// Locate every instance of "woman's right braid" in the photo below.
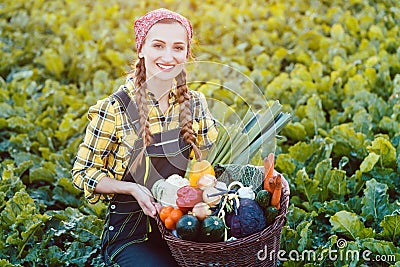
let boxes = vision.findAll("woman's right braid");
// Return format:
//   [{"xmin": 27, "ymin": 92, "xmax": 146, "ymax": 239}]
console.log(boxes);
[
  {"xmin": 134, "ymin": 58, "xmax": 152, "ymax": 147},
  {"xmin": 126, "ymin": 58, "xmax": 152, "ymax": 174}
]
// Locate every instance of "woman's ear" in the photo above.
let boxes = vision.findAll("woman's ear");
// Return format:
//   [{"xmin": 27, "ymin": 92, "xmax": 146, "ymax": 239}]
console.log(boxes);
[{"xmin": 138, "ymin": 51, "xmax": 144, "ymax": 58}]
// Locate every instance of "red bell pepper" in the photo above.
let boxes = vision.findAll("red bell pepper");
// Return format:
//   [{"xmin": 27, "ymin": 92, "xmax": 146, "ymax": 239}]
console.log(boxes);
[{"xmin": 176, "ymin": 185, "xmax": 203, "ymax": 212}]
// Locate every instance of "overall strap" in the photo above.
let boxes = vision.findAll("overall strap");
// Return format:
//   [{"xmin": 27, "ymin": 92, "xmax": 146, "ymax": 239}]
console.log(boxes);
[{"xmin": 113, "ymin": 90, "xmax": 141, "ymax": 134}]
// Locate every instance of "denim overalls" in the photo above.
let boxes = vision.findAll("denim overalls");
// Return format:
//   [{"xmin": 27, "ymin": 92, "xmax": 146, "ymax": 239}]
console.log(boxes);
[{"xmin": 101, "ymin": 90, "xmax": 192, "ymax": 264}]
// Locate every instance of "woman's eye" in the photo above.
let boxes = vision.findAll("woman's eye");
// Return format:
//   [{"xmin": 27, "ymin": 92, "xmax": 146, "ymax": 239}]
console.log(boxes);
[
  {"xmin": 153, "ymin": 44, "xmax": 163, "ymax": 48},
  {"xmin": 175, "ymin": 46, "xmax": 184, "ymax": 51}
]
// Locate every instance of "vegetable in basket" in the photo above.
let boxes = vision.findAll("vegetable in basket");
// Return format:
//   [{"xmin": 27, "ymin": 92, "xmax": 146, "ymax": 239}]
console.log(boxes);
[
  {"xmin": 197, "ymin": 173, "xmax": 217, "ymax": 189},
  {"xmin": 264, "ymin": 206, "xmax": 279, "ymax": 226},
  {"xmin": 176, "ymin": 185, "xmax": 203, "ymax": 212},
  {"xmin": 151, "ymin": 174, "xmax": 189, "ymax": 207},
  {"xmin": 192, "ymin": 202, "xmax": 212, "ymax": 220},
  {"xmin": 176, "ymin": 214, "xmax": 200, "ymax": 241},
  {"xmin": 270, "ymin": 174, "xmax": 282, "ymax": 210},
  {"xmin": 255, "ymin": 190, "xmax": 279, "ymax": 225},
  {"xmin": 255, "ymin": 190, "xmax": 272, "ymax": 209},
  {"xmin": 264, "ymin": 174, "xmax": 282, "ymax": 210},
  {"xmin": 263, "ymin": 153, "xmax": 274, "ymax": 187},
  {"xmin": 237, "ymin": 186, "xmax": 255, "ymax": 200},
  {"xmin": 198, "ymin": 216, "xmax": 225, "ymax": 243},
  {"xmin": 202, "ymin": 187, "xmax": 222, "ymax": 207},
  {"xmin": 189, "ymin": 160, "xmax": 215, "ymax": 187},
  {"xmin": 225, "ymin": 198, "xmax": 266, "ymax": 238},
  {"xmin": 159, "ymin": 206, "xmax": 184, "ymax": 230},
  {"xmin": 201, "ymin": 181, "xmax": 227, "ymax": 207},
  {"xmin": 214, "ymin": 164, "xmax": 264, "ymax": 194},
  {"xmin": 206, "ymin": 101, "xmax": 291, "ymax": 166}
]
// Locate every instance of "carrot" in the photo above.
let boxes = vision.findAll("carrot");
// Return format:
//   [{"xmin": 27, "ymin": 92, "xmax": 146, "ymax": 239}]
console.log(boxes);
[
  {"xmin": 270, "ymin": 174, "xmax": 282, "ymax": 210},
  {"xmin": 263, "ymin": 153, "xmax": 275, "ymax": 192}
]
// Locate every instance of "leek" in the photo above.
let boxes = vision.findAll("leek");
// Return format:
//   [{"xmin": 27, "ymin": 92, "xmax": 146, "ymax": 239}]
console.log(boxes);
[{"xmin": 207, "ymin": 101, "xmax": 291, "ymax": 165}]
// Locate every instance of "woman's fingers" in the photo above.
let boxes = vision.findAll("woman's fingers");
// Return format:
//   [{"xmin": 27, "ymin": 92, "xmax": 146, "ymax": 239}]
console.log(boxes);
[
  {"xmin": 141, "ymin": 201, "xmax": 157, "ymax": 218},
  {"xmin": 132, "ymin": 184, "xmax": 157, "ymax": 218},
  {"xmin": 154, "ymin": 202, "xmax": 163, "ymax": 213}
]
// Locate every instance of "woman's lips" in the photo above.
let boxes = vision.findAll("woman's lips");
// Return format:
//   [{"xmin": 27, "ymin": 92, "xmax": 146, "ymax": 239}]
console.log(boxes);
[{"xmin": 156, "ymin": 63, "xmax": 175, "ymax": 71}]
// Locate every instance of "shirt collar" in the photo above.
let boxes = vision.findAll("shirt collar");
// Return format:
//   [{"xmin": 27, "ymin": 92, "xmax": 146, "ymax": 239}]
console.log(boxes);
[{"xmin": 146, "ymin": 85, "xmax": 177, "ymax": 105}]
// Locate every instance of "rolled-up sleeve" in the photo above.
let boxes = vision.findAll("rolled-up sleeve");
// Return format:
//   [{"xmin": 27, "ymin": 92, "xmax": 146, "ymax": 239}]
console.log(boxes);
[{"xmin": 72, "ymin": 98, "xmax": 117, "ymax": 204}]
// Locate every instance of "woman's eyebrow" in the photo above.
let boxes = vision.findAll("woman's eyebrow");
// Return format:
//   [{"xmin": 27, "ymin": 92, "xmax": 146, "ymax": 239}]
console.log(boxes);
[
  {"xmin": 173, "ymin": 41, "xmax": 187, "ymax": 45},
  {"xmin": 151, "ymin": 39, "xmax": 186, "ymax": 45},
  {"xmin": 151, "ymin": 39, "xmax": 166, "ymax": 44}
]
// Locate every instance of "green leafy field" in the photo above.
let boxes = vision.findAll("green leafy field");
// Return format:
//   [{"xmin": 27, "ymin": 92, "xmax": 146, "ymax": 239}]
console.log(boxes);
[{"xmin": 1, "ymin": 0, "xmax": 399, "ymax": 266}]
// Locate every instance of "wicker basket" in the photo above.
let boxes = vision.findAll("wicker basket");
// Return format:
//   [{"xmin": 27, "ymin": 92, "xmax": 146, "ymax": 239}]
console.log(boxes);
[{"xmin": 157, "ymin": 187, "xmax": 289, "ymax": 267}]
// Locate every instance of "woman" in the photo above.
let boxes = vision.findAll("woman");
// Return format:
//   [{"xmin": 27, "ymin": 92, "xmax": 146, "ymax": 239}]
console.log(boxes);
[
  {"xmin": 72, "ymin": 8, "xmax": 290, "ymax": 266},
  {"xmin": 72, "ymin": 8, "xmax": 218, "ymax": 266}
]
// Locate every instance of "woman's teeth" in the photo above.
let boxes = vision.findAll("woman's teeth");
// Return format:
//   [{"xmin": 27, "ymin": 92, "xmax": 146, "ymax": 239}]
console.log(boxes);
[{"xmin": 157, "ymin": 63, "xmax": 174, "ymax": 70}]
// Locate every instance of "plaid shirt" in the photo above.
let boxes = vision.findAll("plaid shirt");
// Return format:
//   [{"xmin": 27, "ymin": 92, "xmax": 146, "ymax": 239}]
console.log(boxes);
[{"xmin": 72, "ymin": 79, "xmax": 218, "ymax": 203}]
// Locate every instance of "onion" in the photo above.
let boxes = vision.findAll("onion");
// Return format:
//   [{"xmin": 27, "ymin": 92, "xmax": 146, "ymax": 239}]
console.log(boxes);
[
  {"xmin": 202, "ymin": 187, "xmax": 222, "ymax": 207},
  {"xmin": 197, "ymin": 174, "xmax": 217, "ymax": 190},
  {"xmin": 215, "ymin": 181, "xmax": 227, "ymax": 191},
  {"xmin": 192, "ymin": 202, "xmax": 211, "ymax": 221}
]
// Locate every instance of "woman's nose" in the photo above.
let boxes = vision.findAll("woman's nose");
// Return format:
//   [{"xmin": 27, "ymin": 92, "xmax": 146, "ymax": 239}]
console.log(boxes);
[{"xmin": 161, "ymin": 48, "xmax": 174, "ymax": 62}]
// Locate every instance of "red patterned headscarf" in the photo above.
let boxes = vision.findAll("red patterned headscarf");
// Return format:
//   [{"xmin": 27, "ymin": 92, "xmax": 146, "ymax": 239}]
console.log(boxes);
[{"xmin": 134, "ymin": 8, "xmax": 193, "ymax": 57}]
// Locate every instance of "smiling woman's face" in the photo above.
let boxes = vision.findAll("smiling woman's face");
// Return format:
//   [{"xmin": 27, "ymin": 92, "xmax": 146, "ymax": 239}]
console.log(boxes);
[{"xmin": 139, "ymin": 21, "xmax": 189, "ymax": 82}]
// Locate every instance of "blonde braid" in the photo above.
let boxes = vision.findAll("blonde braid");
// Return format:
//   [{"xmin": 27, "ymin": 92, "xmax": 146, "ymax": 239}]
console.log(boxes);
[{"xmin": 176, "ymin": 69, "xmax": 202, "ymax": 160}]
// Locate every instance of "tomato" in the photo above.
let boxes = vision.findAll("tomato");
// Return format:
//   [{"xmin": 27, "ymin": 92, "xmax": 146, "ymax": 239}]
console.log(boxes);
[
  {"xmin": 170, "ymin": 208, "xmax": 184, "ymax": 222},
  {"xmin": 164, "ymin": 217, "xmax": 176, "ymax": 230},
  {"xmin": 159, "ymin": 206, "xmax": 185, "ymax": 230},
  {"xmin": 159, "ymin": 206, "xmax": 174, "ymax": 223}
]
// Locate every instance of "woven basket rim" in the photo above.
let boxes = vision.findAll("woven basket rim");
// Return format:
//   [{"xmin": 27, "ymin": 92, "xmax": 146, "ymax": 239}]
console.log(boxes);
[{"xmin": 157, "ymin": 186, "xmax": 289, "ymax": 248}]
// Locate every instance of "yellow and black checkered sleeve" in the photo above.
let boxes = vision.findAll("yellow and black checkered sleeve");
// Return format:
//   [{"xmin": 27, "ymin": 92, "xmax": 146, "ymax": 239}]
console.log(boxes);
[
  {"xmin": 192, "ymin": 91, "xmax": 218, "ymax": 151},
  {"xmin": 71, "ymin": 98, "xmax": 117, "ymax": 204}
]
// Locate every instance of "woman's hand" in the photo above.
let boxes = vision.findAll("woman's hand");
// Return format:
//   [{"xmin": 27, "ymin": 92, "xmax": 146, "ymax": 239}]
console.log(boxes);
[
  {"xmin": 154, "ymin": 202, "xmax": 163, "ymax": 214},
  {"xmin": 95, "ymin": 177, "xmax": 159, "ymax": 218},
  {"xmin": 131, "ymin": 183, "xmax": 158, "ymax": 218}
]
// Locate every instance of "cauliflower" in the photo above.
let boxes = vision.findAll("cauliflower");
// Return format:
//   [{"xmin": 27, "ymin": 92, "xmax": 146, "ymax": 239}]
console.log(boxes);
[
  {"xmin": 152, "ymin": 175, "xmax": 189, "ymax": 208},
  {"xmin": 166, "ymin": 174, "xmax": 190, "ymax": 187}
]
